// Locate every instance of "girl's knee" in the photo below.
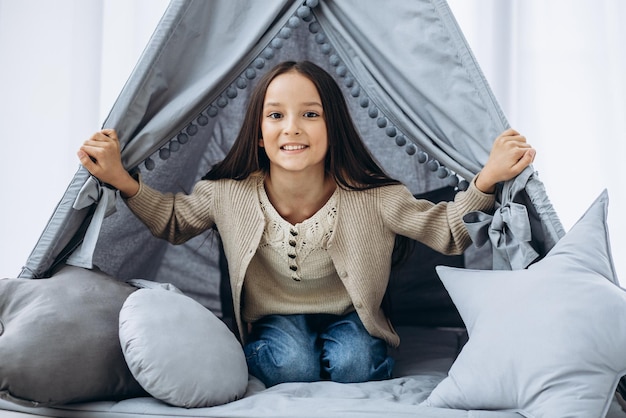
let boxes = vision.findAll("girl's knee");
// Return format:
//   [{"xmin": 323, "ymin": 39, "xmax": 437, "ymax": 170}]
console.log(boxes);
[
  {"xmin": 244, "ymin": 339, "xmax": 320, "ymax": 387},
  {"xmin": 323, "ymin": 345, "xmax": 394, "ymax": 383},
  {"xmin": 322, "ymin": 329, "xmax": 395, "ymax": 383}
]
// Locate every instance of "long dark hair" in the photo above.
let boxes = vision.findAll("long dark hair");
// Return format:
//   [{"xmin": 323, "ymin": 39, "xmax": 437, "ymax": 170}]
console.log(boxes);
[
  {"xmin": 203, "ymin": 60, "xmax": 399, "ymax": 190},
  {"xmin": 203, "ymin": 60, "xmax": 411, "ymax": 265}
]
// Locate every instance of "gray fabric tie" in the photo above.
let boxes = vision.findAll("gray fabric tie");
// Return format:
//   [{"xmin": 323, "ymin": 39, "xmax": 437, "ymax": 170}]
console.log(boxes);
[{"xmin": 463, "ymin": 166, "xmax": 540, "ymax": 270}]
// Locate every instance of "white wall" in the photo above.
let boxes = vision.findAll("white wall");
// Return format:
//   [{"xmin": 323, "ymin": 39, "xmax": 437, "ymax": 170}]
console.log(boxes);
[{"xmin": 0, "ymin": 0, "xmax": 168, "ymax": 277}]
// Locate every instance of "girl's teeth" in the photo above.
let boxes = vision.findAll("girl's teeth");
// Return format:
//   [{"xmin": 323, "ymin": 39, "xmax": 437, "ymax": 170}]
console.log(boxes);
[{"xmin": 283, "ymin": 145, "xmax": 306, "ymax": 150}]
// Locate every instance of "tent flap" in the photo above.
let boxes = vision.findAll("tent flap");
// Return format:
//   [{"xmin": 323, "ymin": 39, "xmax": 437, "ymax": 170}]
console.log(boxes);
[{"xmin": 21, "ymin": 0, "xmax": 564, "ymax": 279}]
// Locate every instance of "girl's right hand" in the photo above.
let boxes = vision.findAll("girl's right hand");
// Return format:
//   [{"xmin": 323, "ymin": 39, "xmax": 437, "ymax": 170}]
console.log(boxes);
[{"xmin": 77, "ymin": 129, "xmax": 139, "ymax": 197}]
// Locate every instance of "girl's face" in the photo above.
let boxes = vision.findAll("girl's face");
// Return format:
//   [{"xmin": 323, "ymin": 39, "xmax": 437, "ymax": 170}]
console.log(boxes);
[{"xmin": 260, "ymin": 71, "xmax": 328, "ymax": 178}]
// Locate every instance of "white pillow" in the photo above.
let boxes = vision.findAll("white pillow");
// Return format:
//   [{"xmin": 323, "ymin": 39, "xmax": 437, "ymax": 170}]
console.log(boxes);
[
  {"xmin": 424, "ymin": 190, "xmax": 626, "ymax": 417},
  {"xmin": 119, "ymin": 288, "xmax": 248, "ymax": 408}
]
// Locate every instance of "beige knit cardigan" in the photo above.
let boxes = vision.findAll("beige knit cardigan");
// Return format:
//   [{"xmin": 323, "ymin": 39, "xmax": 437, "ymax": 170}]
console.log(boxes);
[{"xmin": 125, "ymin": 174, "xmax": 494, "ymax": 347}]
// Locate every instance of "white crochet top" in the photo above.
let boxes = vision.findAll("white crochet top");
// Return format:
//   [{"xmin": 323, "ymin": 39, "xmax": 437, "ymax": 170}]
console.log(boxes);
[{"xmin": 241, "ymin": 178, "xmax": 354, "ymax": 323}]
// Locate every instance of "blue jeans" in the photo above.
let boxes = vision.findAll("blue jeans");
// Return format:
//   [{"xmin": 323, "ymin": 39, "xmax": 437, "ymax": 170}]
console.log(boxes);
[{"xmin": 243, "ymin": 311, "xmax": 395, "ymax": 387}]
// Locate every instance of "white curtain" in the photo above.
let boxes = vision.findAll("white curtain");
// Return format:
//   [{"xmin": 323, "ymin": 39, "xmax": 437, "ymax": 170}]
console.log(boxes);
[{"xmin": 1, "ymin": 0, "xmax": 624, "ymax": 282}]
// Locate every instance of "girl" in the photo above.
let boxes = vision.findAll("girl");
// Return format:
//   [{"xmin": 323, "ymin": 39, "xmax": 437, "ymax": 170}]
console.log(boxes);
[{"xmin": 78, "ymin": 60, "xmax": 535, "ymax": 387}]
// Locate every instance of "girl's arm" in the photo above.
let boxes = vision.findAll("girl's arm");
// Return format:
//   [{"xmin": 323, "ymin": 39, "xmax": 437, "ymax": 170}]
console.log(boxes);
[
  {"xmin": 77, "ymin": 129, "xmax": 215, "ymax": 244},
  {"xmin": 381, "ymin": 129, "xmax": 535, "ymax": 254}
]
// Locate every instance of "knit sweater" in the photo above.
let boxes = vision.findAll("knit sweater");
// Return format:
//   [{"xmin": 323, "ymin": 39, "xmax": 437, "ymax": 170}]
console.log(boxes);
[
  {"xmin": 242, "ymin": 177, "xmax": 353, "ymax": 323},
  {"xmin": 125, "ymin": 173, "xmax": 495, "ymax": 347}
]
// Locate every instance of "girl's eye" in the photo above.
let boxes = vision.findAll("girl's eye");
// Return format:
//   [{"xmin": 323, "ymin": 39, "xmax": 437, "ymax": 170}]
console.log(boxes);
[
  {"xmin": 304, "ymin": 111, "xmax": 320, "ymax": 118},
  {"xmin": 267, "ymin": 112, "xmax": 282, "ymax": 119}
]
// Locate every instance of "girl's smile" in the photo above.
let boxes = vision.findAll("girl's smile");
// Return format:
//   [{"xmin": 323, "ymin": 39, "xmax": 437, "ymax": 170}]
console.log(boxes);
[{"xmin": 281, "ymin": 144, "xmax": 308, "ymax": 151}]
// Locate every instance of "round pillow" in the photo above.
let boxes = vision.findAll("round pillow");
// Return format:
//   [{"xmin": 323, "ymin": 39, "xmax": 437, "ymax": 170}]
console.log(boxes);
[{"xmin": 118, "ymin": 288, "xmax": 248, "ymax": 408}]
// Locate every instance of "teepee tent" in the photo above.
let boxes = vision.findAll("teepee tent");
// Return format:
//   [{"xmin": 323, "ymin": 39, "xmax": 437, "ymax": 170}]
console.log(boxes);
[
  {"xmin": 20, "ymin": 0, "xmax": 563, "ymax": 289},
  {"xmin": 2, "ymin": 1, "xmax": 597, "ymax": 417}
]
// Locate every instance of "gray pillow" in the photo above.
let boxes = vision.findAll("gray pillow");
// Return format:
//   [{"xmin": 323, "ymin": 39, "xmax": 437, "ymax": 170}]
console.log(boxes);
[
  {"xmin": 119, "ymin": 288, "xmax": 248, "ymax": 408},
  {"xmin": 423, "ymin": 190, "xmax": 626, "ymax": 417},
  {"xmin": 0, "ymin": 265, "xmax": 145, "ymax": 406}
]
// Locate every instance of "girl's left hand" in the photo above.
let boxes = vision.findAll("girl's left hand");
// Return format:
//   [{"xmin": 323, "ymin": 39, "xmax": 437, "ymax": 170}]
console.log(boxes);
[{"xmin": 475, "ymin": 128, "xmax": 536, "ymax": 193}]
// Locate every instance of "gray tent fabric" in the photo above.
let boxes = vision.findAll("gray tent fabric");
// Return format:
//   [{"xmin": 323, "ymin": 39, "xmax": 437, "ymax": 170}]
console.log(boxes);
[
  {"xmin": 464, "ymin": 166, "xmax": 553, "ymax": 270},
  {"xmin": 66, "ymin": 179, "xmax": 117, "ymax": 268},
  {"xmin": 19, "ymin": 0, "xmax": 564, "ymax": 288}
]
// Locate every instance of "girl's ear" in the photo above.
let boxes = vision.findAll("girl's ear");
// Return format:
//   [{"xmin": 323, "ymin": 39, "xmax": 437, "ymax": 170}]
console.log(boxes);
[{"xmin": 259, "ymin": 138, "xmax": 264, "ymax": 147}]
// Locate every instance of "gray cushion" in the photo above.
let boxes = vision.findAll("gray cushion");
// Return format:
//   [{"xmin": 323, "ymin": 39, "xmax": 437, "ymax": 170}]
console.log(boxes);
[
  {"xmin": 424, "ymin": 190, "xmax": 626, "ymax": 417},
  {"xmin": 0, "ymin": 265, "xmax": 145, "ymax": 406},
  {"xmin": 119, "ymin": 288, "xmax": 248, "ymax": 408}
]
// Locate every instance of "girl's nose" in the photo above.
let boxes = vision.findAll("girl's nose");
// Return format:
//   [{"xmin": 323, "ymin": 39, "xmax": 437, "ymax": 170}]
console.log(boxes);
[{"xmin": 283, "ymin": 115, "xmax": 301, "ymax": 135}]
